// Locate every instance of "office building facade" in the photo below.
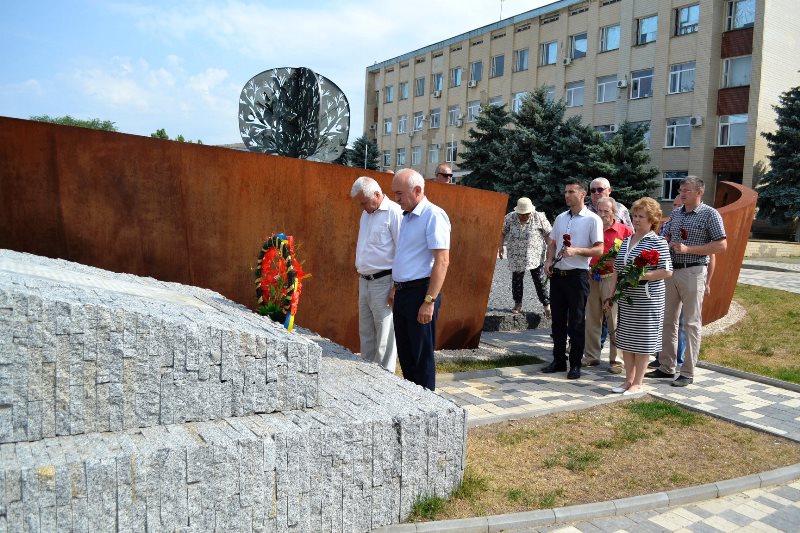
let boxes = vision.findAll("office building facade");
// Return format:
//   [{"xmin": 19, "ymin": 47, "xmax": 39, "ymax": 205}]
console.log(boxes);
[{"xmin": 364, "ymin": 0, "xmax": 798, "ymax": 203}]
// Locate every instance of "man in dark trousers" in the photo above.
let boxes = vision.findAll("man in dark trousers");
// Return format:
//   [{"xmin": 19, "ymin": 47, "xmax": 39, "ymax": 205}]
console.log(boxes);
[
  {"xmin": 543, "ymin": 180, "xmax": 603, "ymax": 380},
  {"xmin": 389, "ymin": 168, "xmax": 451, "ymax": 391}
]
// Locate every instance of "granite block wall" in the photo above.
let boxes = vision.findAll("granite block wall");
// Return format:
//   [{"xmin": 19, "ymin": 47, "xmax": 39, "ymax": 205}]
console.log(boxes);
[{"xmin": 0, "ymin": 250, "xmax": 467, "ymax": 531}]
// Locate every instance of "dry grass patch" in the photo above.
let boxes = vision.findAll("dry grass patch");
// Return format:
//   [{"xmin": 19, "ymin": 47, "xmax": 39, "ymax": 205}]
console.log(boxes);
[
  {"xmin": 702, "ymin": 285, "xmax": 800, "ymax": 384},
  {"xmin": 407, "ymin": 398, "xmax": 800, "ymax": 522}
]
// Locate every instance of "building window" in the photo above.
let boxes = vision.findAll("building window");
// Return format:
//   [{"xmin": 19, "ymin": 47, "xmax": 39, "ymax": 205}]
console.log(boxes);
[
  {"xmin": 570, "ymin": 33, "xmax": 588, "ymax": 59},
  {"xmin": 512, "ymin": 92, "xmax": 528, "ymax": 113},
  {"xmin": 600, "ymin": 24, "xmax": 620, "ymax": 52},
  {"xmin": 491, "ymin": 54, "xmax": 505, "ymax": 77},
  {"xmin": 447, "ymin": 105, "xmax": 461, "ymax": 126},
  {"xmin": 432, "ymin": 73, "xmax": 443, "ymax": 92},
  {"xmin": 467, "ymin": 100, "xmax": 481, "ymax": 122},
  {"xmin": 446, "ymin": 141, "xmax": 458, "ymax": 163},
  {"xmin": 449, "ymin": 67, "xmax": 462, "ymax": 88},
  {"xmin": 630, "ymin": 68, "xmax": 654, "ymax": 99},
  {"xmin": 675, "ymin": 4, "xmax": 700, "ymax": 36},
  {"xmin": 415, "ymin": 77, "xmax": 425, "ymax": 97},
  {"xmin": 637, "ymin": 15, "xmax": 658, "ymax": 45},
  {"xmin": 382, "ymin": 150, "xmax": 391, "ymax": 167},
  {"xmin": 540, "ymin": 41, "xmax": 557, "ymax": 65},
  {"xmin": 722, "ymin": 56, "xmax": 752, "ymax": 87},
  {"xmin": 596, "ymin": 75, "xmax": 618, "ymax": 103},
  {"xmin": 429, "ymin": 108, "xmax": 441, "ymax": 129},
  {"xmin": 663, "ymin": 171, "xmax": 688, "ymax": 199},
  {"xmin": 665, "ymin": 117, "xmax": 692, "ymax": 147},
  {"xmin": 413, "ymin": 111, "xmax": 425, "ymax": 131},
  {"xmin": 469, "ymin": 60, "xmax": 483, "ymax": 82},
  {"xmin": 398, "ymin": 114, "xmax": 407, "ymax": 134},
  {"xmin": 545, "ymin": 86, "xmax": 556, "ymax": 102},
  {"xmin": 631, "ymin": 120, "xmax": 651, "ymax": 149},
  {"xmin": 566, "ymin": 81, "xmax": 584, "ymax": 107},
  {"xmin": 726, "ymin": 0, "xmax": 755, "ymax": 30},
  {"xmin": 382, "ymin": 118, "xmax": 393, "ymax": 135},
  {"xmin": 411, "ymin": 146, "xmax": 421, "ymax": 165},
  {"xmin": 428, "ymin": 144, "xmax": 440, "ymax": 164},
  {"xmin": 513, "ymin": 48, "xmax": 529, "ymax": 72},
  {"xmin": 668, "ymin": 61, "xmax": 695, "ymax": 94},
  {"xmin": 488, "ymin": 96, "xmax": 504, "ymax": 107},
  {"xmin": 396, "ymin": 148, "xmax": 406, "ymax": 166},
  {"xmin": 384, "ymin": 85, "xmax": 394, "ymax": 103},
  {"xmin": 399, "ymin": 81, "xmax": 409, "ymax": 100},
  {"xmin": 719, "ymin": 114, "xmax": 748, "ymax": 146},
  {"xmin": 595, "ymin": 125, "xmax": 616, "ymax": 141}
]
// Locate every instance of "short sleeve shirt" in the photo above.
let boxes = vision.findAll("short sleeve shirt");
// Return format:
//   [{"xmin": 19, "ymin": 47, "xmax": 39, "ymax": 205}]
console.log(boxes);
[
  {"xmin": 392, "ymin": 198, "xmax": 451, "ymax": 282},
  {"xmin": 355, "ymin": 196, "xmax": 404, "ymax": 275},
  {"xmin": 590, "ymin": 222, "xmax": 633, "ymax": 273},
  {"xmin": 667, "ymin": 203, "xmax": 726, "ymax": 265},
  {"xmin": 549, "ymin": 206, "xmax": 603, "ymax": 270}
]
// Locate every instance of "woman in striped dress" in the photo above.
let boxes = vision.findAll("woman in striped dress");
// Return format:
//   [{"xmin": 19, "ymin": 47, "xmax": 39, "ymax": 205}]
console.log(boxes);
[{"xmin": 604, "ymin": 197, "xmax": 672, "ymax": 395}]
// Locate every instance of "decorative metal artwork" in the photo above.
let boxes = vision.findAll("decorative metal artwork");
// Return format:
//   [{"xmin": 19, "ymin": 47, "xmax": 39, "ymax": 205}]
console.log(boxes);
[{"xmin": 238, "ymin": 67, "xmax": 350, "ymax": 162}]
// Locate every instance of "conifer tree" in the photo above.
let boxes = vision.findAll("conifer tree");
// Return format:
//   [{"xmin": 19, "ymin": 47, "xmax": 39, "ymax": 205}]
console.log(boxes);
[
  {"xmin": 459, "ymin": 103, "xmax": 513, "ymax": 191},
  {"xmin": 758, "ymin": 86, "xmax": 800, "ymax": 241},
  {"xmin": 349, "ymin": 134, "xmax": 381, "ymax": 170}
]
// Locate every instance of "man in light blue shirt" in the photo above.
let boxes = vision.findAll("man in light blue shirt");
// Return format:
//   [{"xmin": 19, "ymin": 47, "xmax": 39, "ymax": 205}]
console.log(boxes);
[{"xmin": 390, "ymin": 168, "xmax": 451, "ymax": 391}]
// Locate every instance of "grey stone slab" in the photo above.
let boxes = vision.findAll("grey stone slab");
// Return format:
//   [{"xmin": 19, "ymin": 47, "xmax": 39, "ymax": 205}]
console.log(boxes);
[
  {"xmin": 759, "ymin": 464, "xmax": 800, "ymax": 487},
  {"xmin": 416, "ymin": 516, "xmax": 489, "ymax": 532},
  {"xmin": 716, "ymin": 474, "xmax": 762, "ymax": 497},
  {"xmin": 612, "ymin": 492, "xmax": 669, "ymax": 515},
  {"xmin": 487, "ymin": 509, "xmax": 556, "ymax": 531},
  {"xmin": 666, "ymin": 483, "xmax": 718, "ymax": 507},
  {"xmin": 553, "ymin": 501, "xmax": 616, "ymax": 523}
]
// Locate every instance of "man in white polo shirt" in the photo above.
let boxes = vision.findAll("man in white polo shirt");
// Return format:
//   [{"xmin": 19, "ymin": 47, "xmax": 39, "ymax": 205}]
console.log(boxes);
[
  {"xmin": 351, "ymin": 176, "xmax": 404, "ymax": 372},
  {"xmin": 543, "ymin": 180, "xmax": 603, "ymax": 380},
  {"xmin": 390, "ymin": 168, "xmax": 451, "ymax": 391}
]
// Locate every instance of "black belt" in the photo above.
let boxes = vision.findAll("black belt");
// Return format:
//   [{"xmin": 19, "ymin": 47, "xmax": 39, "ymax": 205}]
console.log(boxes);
[
  {"xmin": 552, "ymin": 268, "xmax": 587, "ymax": 277},
  {"xmin": 393, "ymin": 277, "xmax": 430, "ymax": 290},
  {"xmin": 359, "ymin": 269, "xmax": 392, "ymax": 281},
  {"xmin": 673, "ymin": 262, "xmax": 705, "ymax": 269}
]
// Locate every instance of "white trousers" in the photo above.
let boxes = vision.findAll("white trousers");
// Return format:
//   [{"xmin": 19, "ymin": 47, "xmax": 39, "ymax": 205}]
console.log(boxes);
[{"xmin": 358, "ymin": 275, "xmax": 397, "ymax": 372}]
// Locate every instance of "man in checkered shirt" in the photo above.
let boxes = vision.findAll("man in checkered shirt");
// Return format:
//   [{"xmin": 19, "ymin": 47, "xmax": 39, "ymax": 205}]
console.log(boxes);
[{"xmin": 646, "ymin": 176, "xmax": 727, "ymax": 387}]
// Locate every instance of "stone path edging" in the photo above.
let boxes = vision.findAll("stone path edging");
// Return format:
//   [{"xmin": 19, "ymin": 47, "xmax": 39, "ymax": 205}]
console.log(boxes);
[
  {"xmin": 373, "ymin": 464, "xmax": 800, "ymax": 532},
  {"xmin": 697, "ymin": 360, "xmax": 800, "ymax": 394}
]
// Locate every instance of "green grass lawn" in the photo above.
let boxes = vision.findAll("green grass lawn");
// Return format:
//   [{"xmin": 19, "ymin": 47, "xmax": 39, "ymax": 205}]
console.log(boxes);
[
  {"xmin": 701, "ymin": 284, "xmax": 800, "ymax": 383},
  {"xmin": 436, "ymin": 354, "xmax": 543, "ymax": 374}
]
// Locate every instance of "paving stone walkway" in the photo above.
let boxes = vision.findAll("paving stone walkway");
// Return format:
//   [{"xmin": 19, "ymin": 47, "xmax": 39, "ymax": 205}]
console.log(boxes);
[{"xmin": 390, "ymin": 262, "xmax": 800, "ymax": 532}]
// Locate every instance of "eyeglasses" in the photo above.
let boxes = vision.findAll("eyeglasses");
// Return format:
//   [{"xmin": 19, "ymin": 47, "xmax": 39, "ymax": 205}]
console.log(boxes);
[
  {"xmin": 590, "ymin": 187, "xmax": 607, "ymax": 193},
  {"xmin": 436, "ymin": 172, "xmax": 453, "ymax": 178}
]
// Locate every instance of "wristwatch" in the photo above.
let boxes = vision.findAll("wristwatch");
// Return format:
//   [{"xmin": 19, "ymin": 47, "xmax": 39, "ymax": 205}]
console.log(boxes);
[{"xmin": 424, "ymin": 294, "xmax": 435, "ymax": 304}]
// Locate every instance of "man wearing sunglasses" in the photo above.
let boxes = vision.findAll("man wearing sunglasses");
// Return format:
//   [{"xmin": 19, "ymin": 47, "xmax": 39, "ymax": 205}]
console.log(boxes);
[
  {"xmin": 587, "ymin": 177, "xmax": 632, "ymax": 229},
  {"xmin": 434, "ymin": 163, "xmax": 454, "ymax": 184}
]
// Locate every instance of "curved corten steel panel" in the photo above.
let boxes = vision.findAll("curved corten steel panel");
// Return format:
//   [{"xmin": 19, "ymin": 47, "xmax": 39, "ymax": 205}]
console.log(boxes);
[
  {"xmin": 703, "ymin": 181, "xmax": 758, "ymax": 324},
  {"xmin": 0, "ymin": 117, "xmax": 507, "ymax": 351}
]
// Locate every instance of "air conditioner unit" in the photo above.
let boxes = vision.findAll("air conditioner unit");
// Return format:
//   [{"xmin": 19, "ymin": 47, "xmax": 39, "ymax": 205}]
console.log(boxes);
[
  {"xmin": 562, "ymin": 57, "xmax": 572, "ymax": 66},
  {"xmin": 455, "ymin": 119, "xmax": 464, "ymax": 128},
  {"xmin": 609, "ymin": 124, "xmax": 618, "ymax": 133},
  {"xmin": 616, "ymin": 79, "xmax": 628, "ymax": 88},
  {"xmin": 689, "ymin": 115, "xmax": 703, "ymax": 127},
  {"xmin": 467, "ymin": 80, "xmax": 477, "ymax": 88},
  {"xmin": 369, "ymin": 124, "xmax": 377, "ymax": 130},
  {"xmin": 433, "ymin": 90, "xmax": 442, "ymax": 98}
]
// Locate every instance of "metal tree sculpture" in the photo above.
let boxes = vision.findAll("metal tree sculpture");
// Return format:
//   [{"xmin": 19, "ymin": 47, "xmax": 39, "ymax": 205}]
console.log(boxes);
[{"xmin": 238, "ymin": 67, "xmax": 350, "ymax": 162}]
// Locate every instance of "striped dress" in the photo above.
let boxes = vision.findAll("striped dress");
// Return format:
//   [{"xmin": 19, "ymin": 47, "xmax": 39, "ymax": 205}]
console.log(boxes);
[{"xmin": 613, "ymin": 232, "xmax": 672, "ymax": 354}]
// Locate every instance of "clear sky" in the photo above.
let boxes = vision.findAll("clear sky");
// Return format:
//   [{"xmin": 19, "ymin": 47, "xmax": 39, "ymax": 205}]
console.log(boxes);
[{"xmin": 0, "ymin": 0, "xmax": 553, "ymax": 146}]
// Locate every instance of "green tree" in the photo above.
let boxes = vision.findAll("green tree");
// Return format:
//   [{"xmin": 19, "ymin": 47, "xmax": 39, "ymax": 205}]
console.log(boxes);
[
  {"xmin": 349, "ymin": 134, "xmax": 381, "ymax": 170},
  {"xmin": 757, "ymin": 86, "xmax": 800, "ymax": 241},
  {"xmin": 590, "ymin": 121, "xmax": 660, "ymax": 208},
  {"xmin": 30, "ymin": 114, "xmax": 118, "ymax": 131},
  {"xmin": 460, "ymin": 103, "xmax": 513, "ymax": 192},
  {"xmin": 332, "ymin": 147, "xmax": 351, "ymax": 166},
  {"xmin": 150, "ymin": 128, "xmax": 202, "ymax": 144}
]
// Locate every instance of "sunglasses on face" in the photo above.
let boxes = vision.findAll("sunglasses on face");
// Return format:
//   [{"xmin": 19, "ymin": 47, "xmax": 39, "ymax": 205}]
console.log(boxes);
[
  {"xmin": 590, "ymin": 187, "xmax": 607, "ymax": 193},
  {"xmin": 437, "ymin": 172, "xmax": 453, "ymax": 178}
]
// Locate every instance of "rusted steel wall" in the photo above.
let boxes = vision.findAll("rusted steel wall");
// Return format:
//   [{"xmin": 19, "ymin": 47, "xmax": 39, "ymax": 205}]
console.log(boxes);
[
  {"xmin": 703, "ymin": 181, "xmax": 758, "ymax": 324},
  {"xmin": 0, "ymin": 117, "xmax": 507, "ymax": 351}
]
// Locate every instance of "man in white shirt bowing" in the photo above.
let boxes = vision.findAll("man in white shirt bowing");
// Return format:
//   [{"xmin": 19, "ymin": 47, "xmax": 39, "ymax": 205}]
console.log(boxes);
[
  {"xmin": 351, "ymin": 176, "xmax": 404, "ymax": 372},
  {"xmin": 390, "ymin": 168, "xmax": 451, "ymax": 391},
  {"xmin": 543, "ymin": 180, "xmax": 604, "ymax": 380}
]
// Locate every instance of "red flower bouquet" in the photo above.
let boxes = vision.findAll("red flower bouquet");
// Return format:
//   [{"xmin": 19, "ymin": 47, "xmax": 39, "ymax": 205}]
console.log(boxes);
[
  {"xmin": 254, "ymin": 233, "xmax": 310, "ymax": 332},
  {"xmin": 607, "ymin": 249, "xmax": 659, "ymax": 305},
  {"xmin": 551, "ymin": 233, "xmax": 572, "ymax": 270}
]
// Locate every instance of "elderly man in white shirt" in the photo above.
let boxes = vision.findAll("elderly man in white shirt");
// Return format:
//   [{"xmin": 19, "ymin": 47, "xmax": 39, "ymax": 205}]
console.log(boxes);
[{"xmin": 351, "ymin": 176, "xmax": 404, "ymax": 372}]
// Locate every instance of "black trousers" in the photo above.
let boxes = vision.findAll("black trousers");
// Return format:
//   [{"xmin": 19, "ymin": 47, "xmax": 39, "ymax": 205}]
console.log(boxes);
[
  {"xmin": 550, "ymin": 270, "xmax": 590, "ymax": 368},
  {"xmin": 511, "ymin": 266, "xmax": 550, "ymax": 306},
  {"xmin": 393, "ymin": 284, "xmax": 440, "ymax": 391}
]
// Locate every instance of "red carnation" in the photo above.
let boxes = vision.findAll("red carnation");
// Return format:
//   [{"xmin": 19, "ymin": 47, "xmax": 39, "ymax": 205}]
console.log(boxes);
[
  {"xmin": 680, "ymin": 228, "xmax": 688, "ymax": 241},
  {"xmin": 563, "ymin": 233, "xmax": 572, "ymax": 247},
  {"xmin": 634, "ymin": 256, "xmax": 647, "ymax": 268},
  {"xmin": 641, "ymin": 249, "xmax": 660, "ymax": 265}
]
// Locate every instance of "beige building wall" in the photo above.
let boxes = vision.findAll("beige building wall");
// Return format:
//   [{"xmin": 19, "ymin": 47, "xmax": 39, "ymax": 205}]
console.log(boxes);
[{"xmin": 365, "ymin": 0, "xmax": 781, "ymax": 207}]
